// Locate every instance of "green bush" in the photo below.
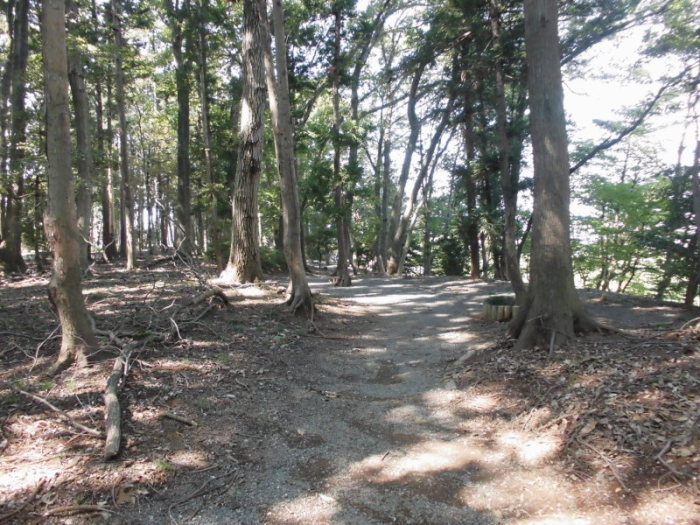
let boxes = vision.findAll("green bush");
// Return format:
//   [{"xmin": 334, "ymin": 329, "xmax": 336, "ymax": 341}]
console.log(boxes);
[
  {"xmin": 435, "ymin": 236, "xmax": 464, "ymax": 276},
  {"xmin": 260, "ymin": 246, "xmax": 287, "ymax": 273}
]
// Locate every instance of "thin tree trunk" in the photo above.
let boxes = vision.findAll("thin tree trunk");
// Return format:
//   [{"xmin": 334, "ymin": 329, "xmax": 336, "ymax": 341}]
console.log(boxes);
[
  {"xmin": 67, "ymin": 0, "xmax": 93, "ymax": 269},
  {"xmin": 463, "ymin": 98, "xmax": 480, "ymax": 278},
  {"xmin": 42, "ymin": 0, "xmax": 98, "ymax": 373},
  {"xmin": 222, "ymin": 0, "xmax": 265, "ymax": 284},
  {"xmin": 331, "ymin": 7, "xmax": 351, "ymax": 286},
  {"xmin": 0, "ymin": 0, "xmax": 29, "ymax": 274},
  {"xmin": 489, "ymin": 1, "xmax": 525, "ymax": 301},
  {"xmin": 684, "ymin": 140, "xmax": 700, "ymax": 307},
  {"xmin": 110, "ymin": 0, "xmax": 135, "ymax": 269},
  {"xmin": 261, "ymin": 0, "xmax": 312, "ymax": 314},
  {"xmin": 197, "ymin": 0, "xmax": 223, "ymax": 270}
]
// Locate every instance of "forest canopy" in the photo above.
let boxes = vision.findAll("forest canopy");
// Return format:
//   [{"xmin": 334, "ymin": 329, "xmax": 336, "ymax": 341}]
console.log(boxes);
[{"xmin": 0, "ymin": 0, "xmax": 698, "ymax": 305}]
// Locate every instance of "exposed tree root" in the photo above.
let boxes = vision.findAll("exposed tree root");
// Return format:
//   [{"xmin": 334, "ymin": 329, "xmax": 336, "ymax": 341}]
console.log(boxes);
[
  {"xmin": 286, "ymin": 287, "xmax": 315, "ymax": 319},
  {"xmin": 104, "ymin": 352, "xmax": 128, "ymax": 460}
]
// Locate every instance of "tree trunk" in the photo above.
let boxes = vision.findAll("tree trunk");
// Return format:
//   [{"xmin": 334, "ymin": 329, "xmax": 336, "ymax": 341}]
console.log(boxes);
[
  {"xmin": 67, "ymin": 0, "xmax": 93, "ymax": 269},
  {"xmin": 42, "ymin": 0, "xmax": 98, "ymax": 373},
  {"xmin": 462, "ymin": 91, "xmax": 480, "ymax": 279},
  {"xmin": 221, "ymin": 0, "xmax": 265, "ymax": 284},
  {"xmin": 386, "ymin": 63, "xmax": 425, "ymax": 274},
  {"xmin": 390, "ymin": 95, "xmax": 455, "ymax": 274},
  {"xmin": 331, "ymin": 7, "xmax": 351, "ymax": 287},
  {"xmin": 0, "ymin": 0, "xmax": 29, "ymax": 274},
  {"xmin": 684, "ymin": 140, "xmax": 700, "ymax": 307},
  {"xmin": 110, "ymin": 0, "xmax": 135, "ymax": 269},
  {"xmin": 260, "ymin": 0, "xmax": 312, "ymax": 314},
  {"xmin": 510, "ymin": 0, "xmax": 600, "ymax": 349},
  {"xmin": 197, "ymin": 0, "xmax": 223, "ymax": 271},
  {"xmin": 489, "ymin": 1, "xmax": 525, "ymax": 301}
]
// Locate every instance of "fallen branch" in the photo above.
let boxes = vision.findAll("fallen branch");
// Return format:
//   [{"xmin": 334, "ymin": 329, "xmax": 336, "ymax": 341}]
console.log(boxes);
[
  {"xmin": 12, "ymin": 387, "xmax": 102, "ymax": 438},
  {"xmin": 104, "ymin": 352, "xmax": 129, "ymax": 460},
  {"xmin": 655, "ymin": 439, "xmax": 689, "ymax": 480},
  {"xmin": 159, "ymin": 410, "xmax": 198, "ymax": 427},
  {"xmin": 43, "ymin": 505, "xmax": 116, "ymax": 517}
]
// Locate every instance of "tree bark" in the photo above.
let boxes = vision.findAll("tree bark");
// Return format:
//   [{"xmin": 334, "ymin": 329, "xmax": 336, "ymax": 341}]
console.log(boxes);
[
  {"xmin": 165, "ymin": 0, "xmax": 194, "ymax": 256},
  {"xmin": 386, "ymin": 62, "xmax": 425, "ymax": 274},
  {"xmin": 331, "ymin": 7, "xmax": 351, "ymax": 286},
  {"xmin": 462, "ymin": 87, "xmax": 480, "ymax": 279},
  {"xmin": 110, "ymin": 0, "xmax": 135, "ymax": 269},
  {"xmin": 510, "ymin": 0, "xmax": 600, "ymax": 349},
  {"xmin": 67, "ymin": 0, "xmax": 93, "ymax": 269},
  {"xmin": 42, "ymin": 0, "xmax": 98, "ymax": 373},
  {"xmin": 196, "ymin": 0, "xmax": 223, "ymax": 270},
  {"xmin": 260, "ymin": 0, "xmax": 312, "ymax": 314},
  {"xmin": 489, "ymin": 1, "xmax": 526, "ymax": 301},
  {"xmin": 0, "ymin": 0, "xmax": 29, "ymax": 274},
  {"xmin": 221, "ymin": 0, "xmax": 265, "ymax": 284},
  {"xmin": 684, "ymin": 140, "xmax": 700, "ymax": 307}
]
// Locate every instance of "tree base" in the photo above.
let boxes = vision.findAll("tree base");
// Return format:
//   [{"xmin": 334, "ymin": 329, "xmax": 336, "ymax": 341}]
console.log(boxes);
[
  {"xmin": 332, "ymin": 274, "xmax": 352, "ymax": 287},
  {"xmin": 509, "ymin": 298, "xmax": 608, "ymax": 350},
  {"xmin": 286, "ymin": 286, "xmax": 314, "ymax": 318}
]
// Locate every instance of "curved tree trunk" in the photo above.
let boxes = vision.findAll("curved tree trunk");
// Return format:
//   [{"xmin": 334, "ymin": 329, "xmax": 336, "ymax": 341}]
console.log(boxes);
[
  {"xmin": 509, "ymin": 0, "xmax": 600, "ymax": 350},
  {"xmin": 221, "ymin": 0, "xmax": 265, "ymax": 284},
  {"xmin": 42, "ymin": 0, "xmax": 98, "ymax": 373},
  {"xmin": 260, "ymin": 0, "xmax": 312, "ymax": 315}
]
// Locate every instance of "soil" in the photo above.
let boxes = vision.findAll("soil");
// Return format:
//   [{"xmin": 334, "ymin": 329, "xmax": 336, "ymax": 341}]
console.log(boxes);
[{"xmin": 0, "ymin": 263, "xmax": 698, "ymax": 524}]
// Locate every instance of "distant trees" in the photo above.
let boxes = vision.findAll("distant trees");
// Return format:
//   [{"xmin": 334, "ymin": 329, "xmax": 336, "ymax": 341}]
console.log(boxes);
[{"xmin": 0, "ymin": 0, "xmax": 697, "ymax": 322}]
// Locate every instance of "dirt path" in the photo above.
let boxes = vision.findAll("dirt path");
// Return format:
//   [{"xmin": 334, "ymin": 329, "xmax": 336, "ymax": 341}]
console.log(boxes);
[{"xmin": 179, "ymin": 276, "xmax": 694, "ymax": 524}]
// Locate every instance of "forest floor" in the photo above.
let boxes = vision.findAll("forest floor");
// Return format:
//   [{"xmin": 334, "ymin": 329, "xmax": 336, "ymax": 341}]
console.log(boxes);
[{"xmin": 0, "ymin": 260, "xmax": 698, "ymax": 524}]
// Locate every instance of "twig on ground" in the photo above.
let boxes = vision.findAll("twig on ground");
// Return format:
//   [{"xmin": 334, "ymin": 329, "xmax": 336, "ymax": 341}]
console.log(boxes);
[
  {"xmin": 11, "ymin": 386, "xmax": 103, "ymax": 437},
  {"xmin": 0, "ymin": 479, "xmax": 45, "ymax": 523},
  {"xmin": 656, "ymin": 439, "xmax": 688, "ymax": 480},
  {"xmin": 577, "ymin": 438, "xmax": 629, "ymax": 492},
  {"xmin": 159, "ymin": 410, "xmax": 198, "ymax": 427},
  {"xmin": 42, "ymin": 505, "xmax": 116, "ymax": 517}
]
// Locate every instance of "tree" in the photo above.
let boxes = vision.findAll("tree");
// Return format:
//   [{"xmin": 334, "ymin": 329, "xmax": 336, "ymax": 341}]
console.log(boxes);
[
  {"xmin": 509, "ymin": 0, "xmax": 600, "ymax": 349},
  {"xmin": 165, "ymin": 0, "xmax": 195, "ymax": 255},
  {"xmin": 260, "ymin": 0, "xmax": 313, "ymax": 314},
  {"xmin": 67, "ymin": 0, "xmax": 94, "ymax": 269},
  {"xmin": 0, "ymin": 0, "xmax": 29, "ymax": 274},
  {"xmin": 42, "ymin": 0, "xmax": 99, "ymax": 373},
  {"xmin": 110, "ymin": 0, "xmax": 135, "ymax": 269},
  {"xmin": 221, "ymin": 0, "xmax": 265, "ymax": 284}
]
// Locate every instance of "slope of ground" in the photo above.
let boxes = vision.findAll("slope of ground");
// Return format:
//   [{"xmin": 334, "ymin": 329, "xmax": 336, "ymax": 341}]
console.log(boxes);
[{"xmin": 0, "ymin": 265, "xmax": 697, "ymax": 524}]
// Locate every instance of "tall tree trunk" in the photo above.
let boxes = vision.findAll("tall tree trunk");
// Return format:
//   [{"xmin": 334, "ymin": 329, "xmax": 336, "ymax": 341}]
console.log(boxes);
[
  {"xmin": 0, "ymin": 0, "xmax": 15, "ymax": 245},
  {"xmin": 196, "ymin": 0, "xmax": 223, "ymax": 270},
  {"xmin": 222, "ymin": 0, "xmax": 265, "ymax": 284},
  {"xmin": 165, "ymin": 0, "xmax": 194, "ymax": 255},
  {"xmin": 331, "ymin": 7, "xmax": 351, "ymax": 286},
  {"xmin": 489, "ymin": 1, "xmax": 525, "ymax": 300},
  {"xmin": 42, "ymin": 0, "xmax": 98, "ymax": 373},
  {"xmin": 67, "ymin": 0, "xmax": 93, "ymax": 269},
  {"xmin": 260, "ymin": 0, "xmax": 312, "ymax": 314},
  {"xmin": 0, "ymin": 0, "xmax": 29, "ymax": 274},
  {"xmin": 462, "ymin": 96, "xmax": 480, "ymax": 279},
  {"xmin": 110, "ymin": 0, "xmax": 135, "ymax": 269},
  {"xmin": 510, "ymin": 0, "xmax": 600, "ymax": 349}
]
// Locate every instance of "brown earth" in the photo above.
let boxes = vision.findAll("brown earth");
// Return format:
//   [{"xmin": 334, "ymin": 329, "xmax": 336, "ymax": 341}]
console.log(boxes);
[{"xmin": 0, "ymin": 263, "xmax": 698, "ymax": 524}]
